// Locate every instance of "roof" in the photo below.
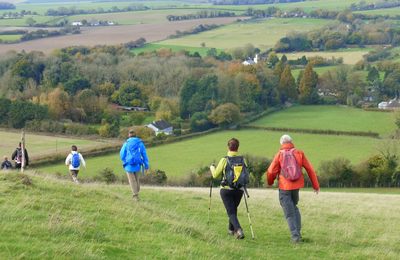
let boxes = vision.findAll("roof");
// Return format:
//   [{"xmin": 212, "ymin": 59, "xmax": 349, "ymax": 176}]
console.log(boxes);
[{"xmin": 149, "ymin": 120, "xmax": 172, "ymax": 130}]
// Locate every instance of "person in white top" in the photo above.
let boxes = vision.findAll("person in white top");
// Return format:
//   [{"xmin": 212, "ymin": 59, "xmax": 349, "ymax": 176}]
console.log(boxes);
[{"xmin": 65, "ymin": 145, "xmax": 86, "ymax": 184}]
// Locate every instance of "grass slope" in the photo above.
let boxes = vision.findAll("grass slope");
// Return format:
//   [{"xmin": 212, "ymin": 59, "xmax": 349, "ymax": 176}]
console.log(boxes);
[
  {"xmin": 0, "ymin": 130, "xmax": 111, "ymax": 160},
  {"xmin": 37, "ymin": 129, "xmax": 388, "ymax": 180},
  {"xmin": 160, "ymin": 18, "xmax": 331, "ymax": 50},
  {"xmin": 250, "ymin": 105, "xmax": 396, "ymax": 136},
  {"xmin": 1, "ymin": 172, "xmax": 399, "ymax": 259}
]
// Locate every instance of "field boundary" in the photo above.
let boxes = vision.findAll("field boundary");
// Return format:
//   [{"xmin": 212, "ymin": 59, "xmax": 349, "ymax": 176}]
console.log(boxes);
[{"xmin": 241, "ymin": 125, "xmax": 380, "ymax": 138}]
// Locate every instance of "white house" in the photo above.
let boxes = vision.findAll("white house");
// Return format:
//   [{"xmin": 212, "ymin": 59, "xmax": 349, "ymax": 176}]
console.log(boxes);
[
  {"xmin": 147, "ymin": 120, "xmax": 173, "ymax": 136},
  {"xmin": 71, "ymin": 21, "xmax": 82, "ymax": 26},
  {"xmin": 242, "ymin": 54, "xmax": 258, "ymax": 66},
  {"xmin": 378, "ymin": 98, "xmax": 400, "ymax": 110}
]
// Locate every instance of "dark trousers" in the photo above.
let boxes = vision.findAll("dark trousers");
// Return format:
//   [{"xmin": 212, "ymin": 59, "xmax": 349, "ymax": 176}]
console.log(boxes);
[
  {"xmin": 279, "ymin": 189, "xmax": 301, "ymax": 240},
  {"xmin": 220, "ymin": 188, "xmax": 244, "ymax": 232}
]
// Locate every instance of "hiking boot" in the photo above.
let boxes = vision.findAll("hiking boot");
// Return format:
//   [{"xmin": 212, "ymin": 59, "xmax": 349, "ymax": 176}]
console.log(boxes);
[
  {"xmin": 234, "ymin": 229, "xmax": 245, "ymax": 239},
  {"xmin": 291, "ymin": 237, "xmax": 302, "ymax": 244},
  {"xmin": 132, "ymin": 194, "xmax": 140, "ymax": 202},
  {"xmin": 228, "ymin": 230, "xmax": 234, "ymax": 236}
]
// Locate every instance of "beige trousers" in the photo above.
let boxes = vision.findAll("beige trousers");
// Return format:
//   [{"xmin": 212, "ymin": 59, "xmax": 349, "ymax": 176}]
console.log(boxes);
[{"xmin": 126, "ymin": 173, "xmax": 140, "ymax": 196}]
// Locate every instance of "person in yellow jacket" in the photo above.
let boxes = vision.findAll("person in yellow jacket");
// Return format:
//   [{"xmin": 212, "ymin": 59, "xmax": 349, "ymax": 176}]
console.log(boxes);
[{"xmin": 210, "ymin": 138, "xmax": 247, "ymax": 239}]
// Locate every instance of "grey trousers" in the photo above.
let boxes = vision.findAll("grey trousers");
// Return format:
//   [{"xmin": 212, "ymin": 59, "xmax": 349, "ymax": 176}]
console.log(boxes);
[
  {"xmin": 126, "ymin": 172, "xmax": 140, "ymax": 196},
  {"xmin": 279, "ymin": 189, "xmax": 301, "ymax": 240}
]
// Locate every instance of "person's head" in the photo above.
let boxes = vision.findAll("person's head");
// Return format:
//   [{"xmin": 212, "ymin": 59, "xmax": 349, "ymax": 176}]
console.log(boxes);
[
  {"xmin": 3, "ymin": 156, "xmax": 7, "ymax": 161},
  {"xmin": 128, "ymin": 129, "xmax": 136, "ymax": 138},
  {"xmin": 227, "ymin": 138, "xmax": 239, "ymax": 152},
  {"xmin": 18, "ymin": 142, "xmax": 21, "ymax": 148},
  {"xmin": 280, "ymin": 134, "xmax": 293, "ymax": 145},
  {"xmin": 71, "ymin": 145, "xmax": 78, "ymax": 151}
]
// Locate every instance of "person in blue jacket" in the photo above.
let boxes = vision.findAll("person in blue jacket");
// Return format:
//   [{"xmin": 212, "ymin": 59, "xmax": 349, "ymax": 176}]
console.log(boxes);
[{"xmin": 120, "ymin": 129, "xmax": 149, "ymax": 201}]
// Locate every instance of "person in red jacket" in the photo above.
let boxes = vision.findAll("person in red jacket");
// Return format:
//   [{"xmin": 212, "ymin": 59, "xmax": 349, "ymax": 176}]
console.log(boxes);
[{"xmin": 267, "ymin": 134, "xmax": 320, "ymax": 243}]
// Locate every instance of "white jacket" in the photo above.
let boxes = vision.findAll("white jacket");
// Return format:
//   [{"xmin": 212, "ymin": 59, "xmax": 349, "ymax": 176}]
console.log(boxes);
[{"xmin": 65, "ymin": 151, "xmax": 86, "ymax": 170}]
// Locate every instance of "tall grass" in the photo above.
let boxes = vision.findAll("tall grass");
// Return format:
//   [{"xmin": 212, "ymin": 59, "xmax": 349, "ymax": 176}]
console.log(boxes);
[{"xmin": 1, "ymin": 172, "xmax": 399, "ymax": 259}]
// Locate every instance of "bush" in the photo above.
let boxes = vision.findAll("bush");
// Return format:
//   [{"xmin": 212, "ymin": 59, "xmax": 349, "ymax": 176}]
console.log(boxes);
[
  {"xmin": 96, "ymin": 168, "xmax": 117, "ymax": 184},
  {"xmin": 141, "ymin": 169, "xmax": 167, "ymax": 185}
]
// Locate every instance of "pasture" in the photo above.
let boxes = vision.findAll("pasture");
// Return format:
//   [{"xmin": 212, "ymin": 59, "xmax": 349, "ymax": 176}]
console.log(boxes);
[
  {"xmin": 249, "ymin": 105, "xmax": 396, "ymax": 136},
  {"xmin": 280, "ymin": 49, "xmax": 370, "ymax": 65},
  {"xmin": 0, "ymin": 17, "xmax": 240, "ymax": 54},
  {"xmin": 0, "ymin": 34, "xmax": 21, "ymax": 42},
  {"xmin": 131, "ymin": 43, "xmax": 218, "ymax": 56},
  {"xmin": 1, "ymin": 172, "xmax": 399, "ymax": 259},
  {"xmin": 291, "ymin": 65, "xmax": 338, "ymax": 80},
  {"xmin": 0, "ymin": 130, "xmax": 110, "ymax": 161},
  {"xmin": 37, "ymin": 129, "xmax": 388, "ymax": 180},
  {"xmin": 160, "ymin": 18, "xmax": 331, "ymax": 50},
  {"xmin": 355, "ymin": 7, "xmax": 400, "ymax": 17}
]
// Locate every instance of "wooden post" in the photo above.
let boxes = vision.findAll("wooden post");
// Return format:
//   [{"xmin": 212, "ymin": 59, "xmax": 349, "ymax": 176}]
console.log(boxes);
[{"xmin": 21, "ymin": 130, "xmax": 25, "ymax": 173}]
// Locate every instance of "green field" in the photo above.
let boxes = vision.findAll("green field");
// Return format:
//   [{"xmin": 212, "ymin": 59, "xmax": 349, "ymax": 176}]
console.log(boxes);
[
  {"xmin": 355, "ymin": 7, "xmax": 400, "ymax": 17},
  {"xmin": 132, "ymin": 43, "xmax": 219, "ymax": 56},
  {"xmin": 250, "ymin": 105, "xmax": 396, "ymax": 136},
  {"xmin": 159, "ymin": 18, "xmax": 331, "ymax": 50},
  {"xmin": 292, "ymin": 65, "xmax": 338, "ymax": 80},
  {"xmin": 0, "ymin": 34, "xmax": 22, "ymax": 42},
  {"xmin": 1, "ymin": 172, "xmax": 399, "ymax": 259},
  {"xmin": 0, "ymin": 130, "xmax": 111, "ymax": 161},
  {"xmin": 37, "ymin": 128, "xmax": 390, "ymax": 180}
]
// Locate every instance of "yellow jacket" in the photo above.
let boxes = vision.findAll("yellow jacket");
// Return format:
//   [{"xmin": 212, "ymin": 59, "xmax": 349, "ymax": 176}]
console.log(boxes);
[{"xmin": 211, "ymin": 151, "xmax": 247, "ymax": 189}]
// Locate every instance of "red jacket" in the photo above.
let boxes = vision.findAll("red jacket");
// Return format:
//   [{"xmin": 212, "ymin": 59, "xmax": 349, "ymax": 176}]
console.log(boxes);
[{"xmin": 267, "ymin": 143, "xmax": 320, "ymax": 191}]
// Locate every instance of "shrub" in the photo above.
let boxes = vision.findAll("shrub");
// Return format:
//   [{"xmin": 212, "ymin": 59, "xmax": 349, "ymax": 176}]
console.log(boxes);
[
  {"xmin": 141, "ymin": 169, "xmax": 167, "ymax": 185},
  {"xmin": 96, "ymin": 168, "xmax": 117, "ymax": 184}
]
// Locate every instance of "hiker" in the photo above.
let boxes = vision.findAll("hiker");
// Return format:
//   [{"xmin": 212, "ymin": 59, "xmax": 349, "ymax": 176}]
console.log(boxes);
[
  {"xmin": 65, "ymin": 145, "xmax": 86, "ymax": 184},
  {"xmin": 1, "ymin": 156, "xmax": 13, "ymax": 170},
  {"xmin": 120, "ymin": 129, "xmax": 149, "ymax": 201},
  {"xmin": 210, "ymin": 138, "xmax": 248, "ymax": 239},
  {"xmin": 266, "ymin": 134, "xmax": 320, "ymax": 243},
  {"xmin": 11, "ymin": 142, "xmax": 29, "ymax": 169}
]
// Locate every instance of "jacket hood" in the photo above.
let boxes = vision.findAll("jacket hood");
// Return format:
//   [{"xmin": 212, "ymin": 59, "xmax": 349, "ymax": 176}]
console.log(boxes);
[
  {"xmin": 280, "ymin": 143, "xmax": 295, "ymax": 150},
  {"xmin": 126, "ymin": 137, "xmax": 142, "ymax": 146}
]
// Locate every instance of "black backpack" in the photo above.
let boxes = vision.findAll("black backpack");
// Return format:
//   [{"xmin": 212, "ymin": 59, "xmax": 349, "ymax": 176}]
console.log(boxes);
[{"xmin": 222, "ymin": 156, "xmax": 249, "ymax": 189}]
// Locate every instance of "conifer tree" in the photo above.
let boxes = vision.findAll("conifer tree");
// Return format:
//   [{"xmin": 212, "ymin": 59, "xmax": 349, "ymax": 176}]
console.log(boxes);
[
  {"xmin": 278, "ymin": 65, "xmax": 297, "ymax": 103},
  {"xmin": 299, "ymin": 63, "xmax": 319, "ymax": 104}
]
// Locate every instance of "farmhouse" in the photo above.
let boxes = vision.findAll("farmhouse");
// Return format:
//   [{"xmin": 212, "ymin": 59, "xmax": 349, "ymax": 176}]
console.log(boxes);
[
  {"xmin": 242, "ymin": 54, "xmax": 258, "ymax": 66},
  {"xmin": 147, "ymin": 120, "xmax": 173, "ymax": 136},
  {"xmin": 71, "ymin": 21, "xmax": 82, "ymax": 26},
  {"xmin": 378, "ymin": 98, "xmax": 400, "ymax": 110}
]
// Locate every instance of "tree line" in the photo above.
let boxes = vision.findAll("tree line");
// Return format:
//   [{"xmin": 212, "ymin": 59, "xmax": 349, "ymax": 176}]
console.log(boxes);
[
  {"xmin": 211, "ymin": 0, "xmax": 303, "ymax": 5},
  {"xmin": 45, "ymin": 5, "xmax": 149, "ymax": 16},
  {"xmin": 166, "ymin": 10, "xmax": 235, "ymax": 21}
]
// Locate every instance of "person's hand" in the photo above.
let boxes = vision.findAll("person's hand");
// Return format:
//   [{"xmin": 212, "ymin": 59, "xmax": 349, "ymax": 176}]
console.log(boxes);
[
  {"xmin": 314, "ymin": 188, "xmax": 320, "ymax": 195},
  {"xmin": 209, "ymin": 164, "xmax": 216, "ymax": 172}
]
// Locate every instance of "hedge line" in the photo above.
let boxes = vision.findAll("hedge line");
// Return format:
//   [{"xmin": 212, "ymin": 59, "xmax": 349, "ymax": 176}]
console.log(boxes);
[{"xmin": 241, "ymin": 125, "xmax": 380, "ymax": 138}]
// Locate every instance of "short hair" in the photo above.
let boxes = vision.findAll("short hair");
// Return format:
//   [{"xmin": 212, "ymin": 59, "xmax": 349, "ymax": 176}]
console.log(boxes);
[
  {"xmin": 3, "ymin": 156, "xmax": 7, "ymax": 160},
  {"xmin": 280, "ymin": 134, "xmax": 292, "ymax": 145},
  {"xmin": 129, "ymin": 130, "xmax": 136, "ymax": 137},
  {"xmin": 71, "ymin": 145, "xmax": 78, "ymax": 151},
  {"xmin": 227, "ymin": 138, "xmax": 239, "ymax": 151}
]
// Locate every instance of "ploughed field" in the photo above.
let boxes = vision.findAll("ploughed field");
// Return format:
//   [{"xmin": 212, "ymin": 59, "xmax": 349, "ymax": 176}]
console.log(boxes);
[{"xmin": 1, "ymin": 172, "xmax": 399, "ymax": 259}]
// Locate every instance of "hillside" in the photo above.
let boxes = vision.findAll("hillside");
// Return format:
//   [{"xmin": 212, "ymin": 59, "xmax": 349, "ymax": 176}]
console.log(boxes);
[{"xmin": 1, "ymin": 172, "xmax": 399, "ymax": 259}]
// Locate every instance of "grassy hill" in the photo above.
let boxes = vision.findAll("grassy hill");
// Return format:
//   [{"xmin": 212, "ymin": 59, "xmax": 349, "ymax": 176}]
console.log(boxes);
[
  {"xmin": 0, "ymin": 130, "xmax": 114, "ymax": 162},
  {"xmin": 249, "ymin": 105, "xmax": 396, "ymax": 136},
  {"xmin": 1, "ymin": 171, "xmax": 399, "ymax": 259},
  {"xmin": 37, "ymin": 129, "xmax": 389, "ymax": 180}
]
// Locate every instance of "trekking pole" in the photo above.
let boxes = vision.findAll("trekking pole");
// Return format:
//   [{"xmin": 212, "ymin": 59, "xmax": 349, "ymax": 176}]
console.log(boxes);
[
  {"xmin": 207, "ymin": 178, "xmax": 213, "ymax": 225},
  {"xmin": 243, "ymin": 188, "xmax": 255, "ymax": 240}
]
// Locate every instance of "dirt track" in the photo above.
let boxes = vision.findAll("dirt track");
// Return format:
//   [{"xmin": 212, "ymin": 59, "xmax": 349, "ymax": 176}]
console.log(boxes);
[{"xmin": 0, "ymin": 17, "xmax": 242, "ymax": 54}]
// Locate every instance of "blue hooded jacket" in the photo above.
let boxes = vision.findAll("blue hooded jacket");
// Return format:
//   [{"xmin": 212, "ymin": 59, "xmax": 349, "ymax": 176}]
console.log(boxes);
[{"xmin": 120, "ymin": 137, "xmax": 149, "ymax": 173}]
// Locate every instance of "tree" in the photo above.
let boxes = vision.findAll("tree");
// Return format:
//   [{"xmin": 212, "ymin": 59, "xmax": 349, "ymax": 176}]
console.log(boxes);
[
  {"xmin": 278, "ymin": 65, "xmax": 297, "ymax": 103},
  {"xmin": 113, "ymin": 82, "xmax": 146, "ymax": 107},
  {"xmin": 190, "ymin": 111, "xmax": 214, "ymax": 132},
  {"xmin": 0, "ymin": 98, "xmax": 11, "ymax": 121},
  {"xmin": 47, "ymin": 87, "xmax": 71, "ymax": 120},
  {"xmin": 208, "ymin": 103, "xmax": 241, "ymax": 128},
  {"xmin": 8, "ymin": 100, "xmax": 48, "ymax": 128},
  {"xmin": 367, "ymin": 66, "xmax": 380, "ymax": 82},
  {"xmin": 267, "ymin": 52, "xmax": 279, "ymax": 67},
  {"xmin": 64, "ymin": 77, "xmax": 91, "ymax": 95},
  {"xmin": 26, "ymin": 17, "xmax": 36, "ymax": 26},
  {"xmin": 298, "ymin": 63, "xmax": 319, "ymax": 104}
]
